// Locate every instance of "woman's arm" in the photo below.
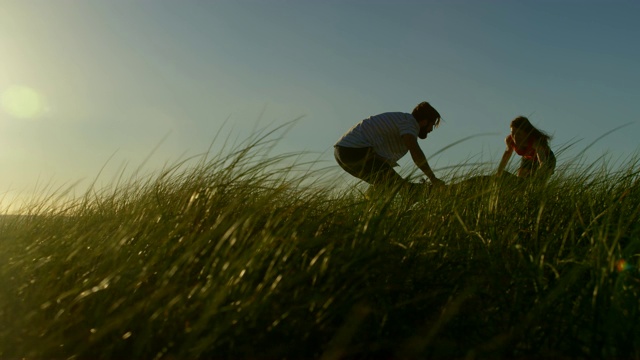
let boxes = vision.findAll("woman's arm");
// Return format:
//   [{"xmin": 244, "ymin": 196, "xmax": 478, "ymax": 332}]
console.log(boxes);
[
  {"xmin": 534, "ymin": 139, "xmax": 551, "ymax": 168},
  {"xmin": 496, "ymin": 136, "xmax": 514, "ymax": 176}
]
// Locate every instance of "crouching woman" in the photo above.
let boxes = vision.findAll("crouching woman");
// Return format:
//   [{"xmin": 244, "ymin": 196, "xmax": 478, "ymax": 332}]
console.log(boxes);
[{"xmin": 496, "ymin": 116, "xmax": 556, "ymax": 181}]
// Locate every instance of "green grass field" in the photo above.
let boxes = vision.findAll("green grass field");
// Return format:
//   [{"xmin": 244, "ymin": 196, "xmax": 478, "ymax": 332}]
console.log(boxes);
[{"xmin": 1, "ymin": 129, "xmax": 639, "ymax": 359}]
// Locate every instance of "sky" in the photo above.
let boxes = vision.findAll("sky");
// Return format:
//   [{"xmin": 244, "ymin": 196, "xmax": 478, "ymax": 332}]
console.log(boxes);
[{"xmin": 1, "ymin": 0, "xmax": 639, "ymax": 210}]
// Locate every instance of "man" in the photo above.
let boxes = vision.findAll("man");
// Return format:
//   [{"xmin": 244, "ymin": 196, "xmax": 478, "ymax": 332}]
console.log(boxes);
[{"xmin": 334, "ymin": 101, "xmax": 445, "ymax": 191}]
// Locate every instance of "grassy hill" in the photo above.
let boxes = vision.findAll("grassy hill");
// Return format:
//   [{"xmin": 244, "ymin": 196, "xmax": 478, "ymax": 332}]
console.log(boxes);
[{"xmin": 1, "ymin": 131, "xmax": 639, "ymax": 359}]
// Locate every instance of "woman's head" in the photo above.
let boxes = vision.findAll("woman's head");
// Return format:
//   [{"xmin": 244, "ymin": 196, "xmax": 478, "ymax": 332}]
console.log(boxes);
[
  {"xmin": 412, "ymin": 102, "xmax": 441, "ymax": 139},
  {"xmin": 510, "ymin": 116, "xmax": 551, "ymax": 143}
]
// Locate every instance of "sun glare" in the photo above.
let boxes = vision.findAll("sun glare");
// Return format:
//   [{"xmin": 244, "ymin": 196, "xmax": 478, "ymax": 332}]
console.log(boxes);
[{"xmin": 1, "ymin": 85, "xmax": 45, "ymax": 119}]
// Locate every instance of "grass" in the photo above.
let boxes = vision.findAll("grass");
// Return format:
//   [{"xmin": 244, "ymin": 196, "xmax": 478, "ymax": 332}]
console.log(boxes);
[{"xmin": 1, "ymin": 125, "xmax": 640, "ymax": 359}]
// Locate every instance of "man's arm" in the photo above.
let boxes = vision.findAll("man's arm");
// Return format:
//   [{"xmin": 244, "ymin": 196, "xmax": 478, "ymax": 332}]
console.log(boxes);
[{"xmin": 401, "ymin": 134, "xmax": 444, "ymax": 185}]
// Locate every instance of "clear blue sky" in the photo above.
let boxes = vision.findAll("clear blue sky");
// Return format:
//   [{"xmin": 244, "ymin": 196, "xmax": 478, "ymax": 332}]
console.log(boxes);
[{"xmin": 1, "ymin": 0, "xmax": 639, "ymax": 208}]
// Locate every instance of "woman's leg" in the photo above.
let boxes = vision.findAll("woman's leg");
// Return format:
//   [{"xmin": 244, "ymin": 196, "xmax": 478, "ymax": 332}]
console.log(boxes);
[
  {"xmin": 520, "ymin": 152, "xmax": 555, "ymax": 181},
  {"xmin": 544, "ymin": 151, "xmax": 557, "ymax": 174}
]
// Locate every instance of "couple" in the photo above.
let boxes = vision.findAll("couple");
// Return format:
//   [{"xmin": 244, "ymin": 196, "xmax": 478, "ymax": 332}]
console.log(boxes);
[{"xmin": 334, "ymin": 101, "xmax": 556, "ymax": 193}]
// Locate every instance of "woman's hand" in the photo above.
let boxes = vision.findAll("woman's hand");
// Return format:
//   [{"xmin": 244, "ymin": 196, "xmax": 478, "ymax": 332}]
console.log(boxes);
[{"xmin": 431, "ymin": 178, "xmax": 445, "ymax": 188}]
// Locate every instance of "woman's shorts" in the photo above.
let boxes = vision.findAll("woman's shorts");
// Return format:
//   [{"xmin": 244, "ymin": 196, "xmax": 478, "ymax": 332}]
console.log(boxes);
[{"xmin": 520, "ymin": 150, "xmax": 556, "ymax": 178}]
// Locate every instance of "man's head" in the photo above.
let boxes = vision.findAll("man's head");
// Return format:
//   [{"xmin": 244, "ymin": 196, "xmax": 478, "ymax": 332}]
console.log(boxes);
[{"xmin": 412, "ymin": 102, "xmax": 441, "ymax": 139}]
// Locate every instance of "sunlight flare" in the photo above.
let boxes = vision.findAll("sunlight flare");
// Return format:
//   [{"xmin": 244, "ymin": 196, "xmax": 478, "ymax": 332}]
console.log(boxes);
[{"xmin": 1, "ymin": 85, "xmax": 45, "ymax": 119}]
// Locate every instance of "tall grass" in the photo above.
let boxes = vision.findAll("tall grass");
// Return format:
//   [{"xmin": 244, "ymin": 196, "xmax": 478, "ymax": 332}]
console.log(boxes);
[{"xmin": 1, "ymin": 125, "xmax": 639, "ymax": 359}]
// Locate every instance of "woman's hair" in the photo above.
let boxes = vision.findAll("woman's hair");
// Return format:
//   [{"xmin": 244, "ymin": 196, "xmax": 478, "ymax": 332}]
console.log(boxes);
[
  {"xmin": 412, "ymin": 101, "xmax": 441, "ymax": 127},
  {"xmin": 511, "ymin": 116, "xmax": 552, "ymax": 143}
]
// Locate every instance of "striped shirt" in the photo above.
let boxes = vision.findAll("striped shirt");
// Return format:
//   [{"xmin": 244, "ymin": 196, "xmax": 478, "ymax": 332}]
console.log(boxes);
[{"xmin": 335, "ymin": 112, "xmax": 420, "ymax": 166}]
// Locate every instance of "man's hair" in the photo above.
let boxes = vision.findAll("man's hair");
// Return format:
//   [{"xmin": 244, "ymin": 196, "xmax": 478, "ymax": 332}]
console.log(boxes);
[{"xmin": 412, "ymin": 101, "xmax": 441, "ymax": 127}]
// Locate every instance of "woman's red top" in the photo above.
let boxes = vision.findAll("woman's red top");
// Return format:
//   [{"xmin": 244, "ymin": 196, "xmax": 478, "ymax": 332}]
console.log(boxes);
[{"xmin": 507, "ymin": 134, "xmax": 537, "ymax": 160}]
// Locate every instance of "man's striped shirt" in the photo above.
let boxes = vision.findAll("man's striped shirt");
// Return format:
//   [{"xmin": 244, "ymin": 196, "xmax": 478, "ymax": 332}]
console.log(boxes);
[{"xmin": 335, "ymin": 112, "xmax": 420, "ymax": 166}]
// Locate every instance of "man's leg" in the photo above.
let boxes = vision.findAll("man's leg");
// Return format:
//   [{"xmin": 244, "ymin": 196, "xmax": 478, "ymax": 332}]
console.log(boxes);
[{"xmin": 334, "ymin": 146, "xmax": 406, "ymax": 187}]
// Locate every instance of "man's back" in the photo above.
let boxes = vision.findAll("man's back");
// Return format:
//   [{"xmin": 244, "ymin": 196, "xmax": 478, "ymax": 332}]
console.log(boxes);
[{"xmin": 335, "ymin": 112, "xmax": 419, "ymax": 164}]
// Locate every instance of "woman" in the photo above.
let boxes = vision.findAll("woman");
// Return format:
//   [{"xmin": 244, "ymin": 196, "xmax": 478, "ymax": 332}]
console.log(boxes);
[{"xmin": 496, "ymin": 116, "xmax": 556, "ymax": 180}]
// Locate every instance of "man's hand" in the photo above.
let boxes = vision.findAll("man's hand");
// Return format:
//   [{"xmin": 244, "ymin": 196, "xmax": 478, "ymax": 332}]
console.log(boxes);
[{"xmin": 402, "ymin": 134, "xmax": 441, "ymax": 184}]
